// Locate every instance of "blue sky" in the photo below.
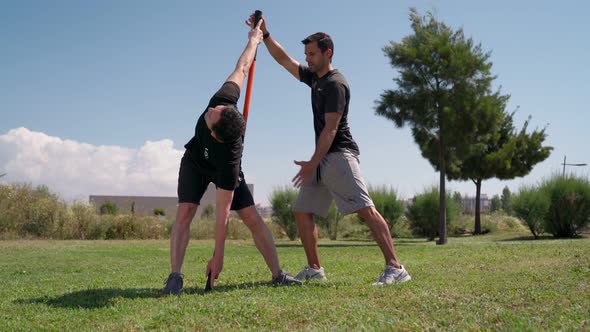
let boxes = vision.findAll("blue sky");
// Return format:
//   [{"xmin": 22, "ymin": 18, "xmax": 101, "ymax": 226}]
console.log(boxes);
[{"xmin": 1, "ymin": 1, "xmax": 589, "ymax": 206}]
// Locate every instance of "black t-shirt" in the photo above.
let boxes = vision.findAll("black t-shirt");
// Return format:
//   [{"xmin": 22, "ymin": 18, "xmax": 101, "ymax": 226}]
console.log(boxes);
[
  {"xmin": 299, "ymin": 66, "xmax": 359, "ymax": 154},
  {"xmin": 183, "ymin": 82, "xmax": 243, "ymax": 190}
]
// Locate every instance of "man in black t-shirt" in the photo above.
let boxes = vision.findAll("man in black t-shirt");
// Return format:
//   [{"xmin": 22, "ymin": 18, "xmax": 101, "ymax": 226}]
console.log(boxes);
[
  {"xmin": 248, "ymin": 14, "xmax": 411, "ymax": 286},
  {"xmin": 162, "ymin": 20, "xmax": 301, "ymax": 295}
]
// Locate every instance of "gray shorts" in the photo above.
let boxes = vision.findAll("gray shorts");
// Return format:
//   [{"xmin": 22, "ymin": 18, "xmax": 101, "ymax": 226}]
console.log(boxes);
[{"xmin": 293, "ymin": 150, "xmax": 374, "ymax": 218}]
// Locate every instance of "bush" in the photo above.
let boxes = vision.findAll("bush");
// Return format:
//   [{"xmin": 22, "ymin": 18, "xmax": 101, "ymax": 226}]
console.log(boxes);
[
  {"xmin": 269, "ymin": 186, "xmax": 299, "ymax": 240},
  {"xmin": 104, "ymin": 214, "xmax": 166, "ymax": 239},
  {"xmin": 511, "ymin": 186, "xmax": 549, "ymax": 238},
  {"xmin": 316, "ymin": 203, "xmax": 343, "ymax": 240},
  {"xmin": 69, "ymin": 201, "xmax": 102, "ymax": 239},
  {"xmin": 188, "ymin": 216, "xmax": 251, "ymax": 240},
  {"xmin": 201, "ymin": 204, "xmax": 215, "ymax": 219},
  {"xmin": 364, "ymin": 185, "xmax": 404, "ymax": 236},
  {"xmin": 99, "ymin": 201, "xmax": 119, "ymax": 215},
  {"xmin": 540, "ymin": 174, "xmax": 590, "ymax": 237},
  {"xmin": 153, "ymin": 208, "xmax": 165, "ymax": 216},
  {"xmin": 0, "ymin": 183, "xmax": 69, "ymax": 238},
  {"xmin": 406, "ymin": 187, "xmax": 460, "ymax": 241}
]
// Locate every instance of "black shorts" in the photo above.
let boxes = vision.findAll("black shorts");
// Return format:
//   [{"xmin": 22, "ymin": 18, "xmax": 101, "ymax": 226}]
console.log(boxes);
[{"xmin": 177, "ymin": 151, "xmax": 254, "ymax": 211}]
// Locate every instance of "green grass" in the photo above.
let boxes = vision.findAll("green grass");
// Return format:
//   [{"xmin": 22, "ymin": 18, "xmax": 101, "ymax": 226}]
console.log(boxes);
[{"xmin": 1, "ymin": 233, "xmax": 589, "ymax": 331}]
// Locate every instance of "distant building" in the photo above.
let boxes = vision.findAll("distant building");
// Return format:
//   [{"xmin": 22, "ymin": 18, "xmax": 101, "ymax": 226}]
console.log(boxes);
[
  {"xmin": 89, "ymin": 183, "xmax": 253, "ymax": 218},
  {"xmin": 461, "ymin": 194, "xmax": 490, "ymax": 214}
]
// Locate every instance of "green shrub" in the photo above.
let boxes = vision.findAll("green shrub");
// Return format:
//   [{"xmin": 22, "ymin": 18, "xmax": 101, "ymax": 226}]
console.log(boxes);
[
  {"xmin": 69, "ymin": 201, "xmax": 102, "ymax": 239},
  {"xmin": 540, "ymin": 174, "xmax": 590, "ymax": 237},
  {"xmin": 99, "ymin": 201, "xmax": 119, "ymax": 215},
  {"xmin": 511, "ymin": 186, "xmax": 549, "ymax": 238},
  {"xmin": 201, "ymin": 204, "xmax": 215, "ymax": 219},
  {"xmin": 316, "ymin": 203, "xmax": 343, "ymax": 240},
  {"xmin": 364, "ymin": 185, "xmax": 404, "ymax": 236},
  {"xmin": 406, "ymin": 186, "xmax": 460, "ymax": 241},
  {"xmin": 0, "ymin": 183, "xmax": 69, "ymax": 238},
  {"xmin": 269, "ymin": 186, "xmax": 299, "ymax": 240},
  {"xmin": 103, "ymin": 214, "xmax": 166, "ymax": 239}
]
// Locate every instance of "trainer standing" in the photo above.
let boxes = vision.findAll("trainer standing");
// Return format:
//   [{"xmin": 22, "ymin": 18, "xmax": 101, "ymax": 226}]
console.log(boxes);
[{"xmin": 247, "ymin": 13, "xmax": 411, "ymax": 285}]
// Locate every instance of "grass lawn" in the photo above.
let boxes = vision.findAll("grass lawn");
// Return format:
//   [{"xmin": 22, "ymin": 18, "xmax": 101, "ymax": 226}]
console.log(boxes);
[{"xmin": 1, "ymin": 232, "xmax": 588, "ymax": 331}]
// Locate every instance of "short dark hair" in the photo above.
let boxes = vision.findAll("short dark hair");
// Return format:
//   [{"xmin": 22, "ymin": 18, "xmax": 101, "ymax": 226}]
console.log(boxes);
[
  {"xmin": 211, "ymin": 105, "xmax": 245, "ymax": 142},
  {"xmin": 301, "ymin": 32, "xmax": 334, "ymax": 62}
]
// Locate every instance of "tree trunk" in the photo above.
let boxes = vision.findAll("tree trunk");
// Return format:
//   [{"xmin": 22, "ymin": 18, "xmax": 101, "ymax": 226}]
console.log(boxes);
[
  {"xmin": 474, "ymin": 179, "xmax": 482, "ymax": 235},
  {"xmin": 437, "ymin": 137, "xmax": 448, "ymax": 245}
]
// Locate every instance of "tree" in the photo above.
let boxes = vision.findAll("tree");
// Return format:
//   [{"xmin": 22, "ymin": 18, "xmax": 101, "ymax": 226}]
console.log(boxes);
[
  {"xmin": 376, "ymin": 8, "xmax": 495, "ymax": 244},
  {"xmin": 501, "ymin": 186, "xmax": 512, "ymax": 213},
  {"xmin": 490, "ymin": 195, "xmax": 501, "ymax": 213},
  {"xmin": 448, "ymin": 110, "xmax": 551, "ymax": 234},
  {"xmin": 269, "ymin": 186, "xmax": 299, "ymax": 240}
]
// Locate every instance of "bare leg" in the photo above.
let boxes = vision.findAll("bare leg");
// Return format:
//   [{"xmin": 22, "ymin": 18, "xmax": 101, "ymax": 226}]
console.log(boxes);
[
  {"xmin": 357, "ymin": 206, "xmax": 401, "ymax": 268},
  {"xmin": 294, "ymin": 211, "xmax": 321, "ymax": 269},
  {"xmin": 170, "ymin": 203, "xmax": 198, "ymax": 273},
  {"xmin": 237, "ymin": 205, "xmax": 281, "ymax": 278}
]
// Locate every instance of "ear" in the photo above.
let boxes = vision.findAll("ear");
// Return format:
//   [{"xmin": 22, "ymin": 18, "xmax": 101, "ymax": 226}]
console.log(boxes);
[{"xmin": 326, "ymin": 48, "xmax": 333, "ymax": 58}]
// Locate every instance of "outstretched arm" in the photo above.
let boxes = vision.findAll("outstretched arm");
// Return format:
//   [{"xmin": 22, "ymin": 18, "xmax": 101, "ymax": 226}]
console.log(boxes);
[
  {"xmin": 246, "ymin": 14, "xmax": 300, "ymax": 80},
  {"xmin": 205, "ymin": 188, "xmax": 234, "ymax": 289},
  {"xmin": 226, "ymin": 19, "xmax": 264, "ymax": 89}
]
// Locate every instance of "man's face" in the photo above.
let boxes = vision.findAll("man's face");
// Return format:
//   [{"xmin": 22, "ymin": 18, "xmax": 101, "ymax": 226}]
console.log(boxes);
[{"xmin": 304, "ymin": 41, "xmax": 331, "ymax": 73}]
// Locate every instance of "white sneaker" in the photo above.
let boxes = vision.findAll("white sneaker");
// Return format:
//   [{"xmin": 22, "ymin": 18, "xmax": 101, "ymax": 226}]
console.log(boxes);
[
  {"xmin": 294, "ymin": 265, "xmax": 326, "ymax": 281},
  {"xmin": 372, "ymin": 265, "xmax": 411, "ymax": 286}
]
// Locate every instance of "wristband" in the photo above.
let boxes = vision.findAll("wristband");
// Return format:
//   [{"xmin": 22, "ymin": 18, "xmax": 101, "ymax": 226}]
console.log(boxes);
[{"xmin": 263, "ymin": 32, "xmax": 270, "ymax": 40}]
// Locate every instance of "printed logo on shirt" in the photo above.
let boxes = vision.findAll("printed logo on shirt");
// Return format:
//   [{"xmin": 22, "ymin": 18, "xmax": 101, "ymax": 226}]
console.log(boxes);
[{"xmin": 204, "ymin": 148, "xmax": 209, "ymax": 160}]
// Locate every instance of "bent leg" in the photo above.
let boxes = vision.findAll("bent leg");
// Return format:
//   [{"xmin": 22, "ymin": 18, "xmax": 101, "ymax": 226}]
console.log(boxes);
[
  {"xmin": 294, "ymin": 211, "xmax": 321, "ymax": 269},
  {"xmin": 237, "ymin": 205, "xmax": 281, "ymax": 278},
  {"xmin": 357, "ymin": 206, "xmax": 400, "ymax": 268}
]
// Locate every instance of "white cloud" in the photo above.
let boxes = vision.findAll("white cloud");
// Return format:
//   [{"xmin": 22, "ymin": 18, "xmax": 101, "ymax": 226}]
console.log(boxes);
[{"xmin": 0, "ymin": 127, "xmax": 183, "ymax": 200}]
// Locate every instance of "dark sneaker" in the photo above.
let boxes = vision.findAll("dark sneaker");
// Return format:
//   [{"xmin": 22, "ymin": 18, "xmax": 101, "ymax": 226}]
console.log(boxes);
[
  {"xmin": 162, "ymin": 272, "xmax": 184, "ymax": 295},
  {"xmin": 272, "ymin": 270, "xmax": 303, "ymax": 286}
]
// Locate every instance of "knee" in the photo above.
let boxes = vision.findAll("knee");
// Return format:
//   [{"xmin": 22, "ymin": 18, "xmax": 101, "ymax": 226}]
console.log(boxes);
[
  {"xmin": 294, "ymin": 211, "xmax": 313, "ymax": 223},
  {"xmin": 176, "ymin": 204, "xmax": 198, "ymax": 226},
  {"xmin": 239, "ymin": 207, "xmax": 264, "ymax": 230},
  {"xmin": 242, "ymin": 213, "xmax": 263, "ymax": 230},
  {"xmin": 357, "ymin": 206, "xmax": 378, "ymax": 222}
]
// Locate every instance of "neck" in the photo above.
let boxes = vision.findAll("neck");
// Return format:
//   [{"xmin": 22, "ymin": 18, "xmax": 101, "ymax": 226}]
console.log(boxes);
[{"xmin": 316, "ymin": 64, "xmax": 334, "ymax": 78}]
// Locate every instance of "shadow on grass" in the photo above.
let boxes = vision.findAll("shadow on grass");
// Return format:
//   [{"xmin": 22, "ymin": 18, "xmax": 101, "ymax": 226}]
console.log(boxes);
[
  {"xmin": 15, "ymin": 288, "xmax": 161, "ymax": 309},
  {"xmin": 498, "ymin": 234, "xmax": 588, "ymax": 242},
  {"xmin": 184, "ymin": 280, "xmax": 272, "ymax": 295},
  {"xmin": 15, "ymin": 280, "xmax": 318, "ymax": 309},
  {"xmin": 276, "ymin": 239, "xmax": 426, "ymax": 248}
]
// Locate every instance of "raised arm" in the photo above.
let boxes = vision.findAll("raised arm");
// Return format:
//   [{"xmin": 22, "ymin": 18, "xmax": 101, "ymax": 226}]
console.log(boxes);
[
  {"xmin": 246, "ymin": 14, "xmax": 300, "ymax": 80},
  {"xmin": 226, "ymin": 20, "xmax": 264, "ymax": 89}
]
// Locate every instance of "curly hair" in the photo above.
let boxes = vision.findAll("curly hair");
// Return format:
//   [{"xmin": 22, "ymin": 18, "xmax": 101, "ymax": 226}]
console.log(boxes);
[
  {"xmin": 302, "ymin": 32, "xmax": 334, "ymax": 62},
  {"xmin": 211, "ymin": 105, "xmax": 245, "ymax": 142}
]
